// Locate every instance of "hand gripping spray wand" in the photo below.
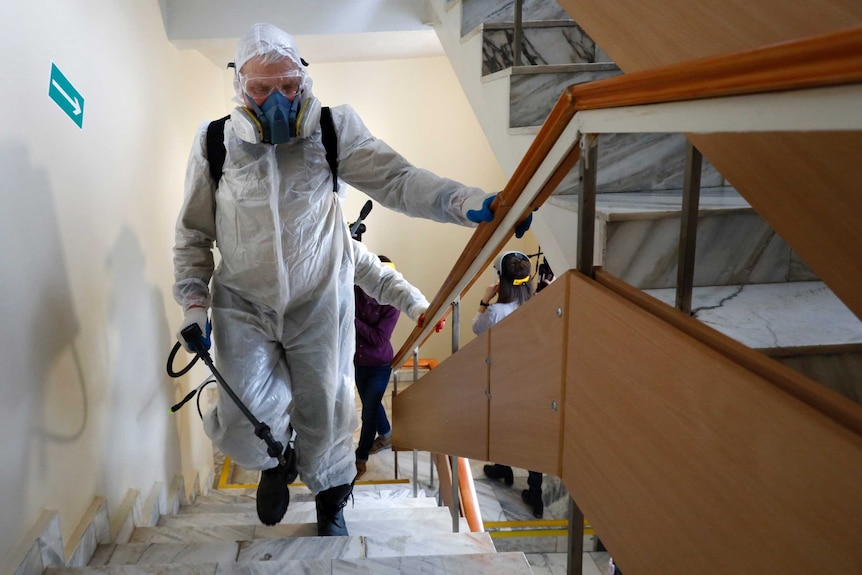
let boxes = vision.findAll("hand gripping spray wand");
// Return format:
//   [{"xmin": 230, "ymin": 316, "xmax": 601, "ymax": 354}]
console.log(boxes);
[{"xmin": 167, "ymin": 323, "xmax": 287, "ymax": 467}]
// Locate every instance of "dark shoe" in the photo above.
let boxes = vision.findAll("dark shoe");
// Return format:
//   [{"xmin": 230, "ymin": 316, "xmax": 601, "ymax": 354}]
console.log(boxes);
[
  {"xmin": 483, "ymin": 463, "xmax": 514, "ymax": 486},
  {"xmin": 315, "ymin": 483, "xmax": 353, "ymax": 536},
  {"xmin": 368, "ymin": 435, "xmax": 392, "ymax": 455},
  {"xmin": 256, "ymin": 444, "xmax": 298, "ymax": 526},
  {"xmin": 521, "ymin": 488, "xmax": 544, "ymax": 518}
]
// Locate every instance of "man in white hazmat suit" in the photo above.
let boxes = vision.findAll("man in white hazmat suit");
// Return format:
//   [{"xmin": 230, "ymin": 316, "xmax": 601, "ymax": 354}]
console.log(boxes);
[{"xmin": 173, "ymin": 23, "xmax": 524, "ymax": 535}]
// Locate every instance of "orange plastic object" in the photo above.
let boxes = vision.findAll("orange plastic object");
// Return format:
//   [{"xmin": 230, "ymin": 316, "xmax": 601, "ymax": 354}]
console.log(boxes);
[{"xmin": 400, "ymin": 358, "xmax": 439, "ymax": 370}]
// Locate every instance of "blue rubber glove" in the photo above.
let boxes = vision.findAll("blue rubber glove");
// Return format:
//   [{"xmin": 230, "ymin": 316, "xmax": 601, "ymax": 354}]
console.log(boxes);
[
  {"xmin": 465, "ymin": 194, "xmax": 496, "ymax": 224},
  {"xmin": 465, "ymin": 193, "xmax": 535, "ymax": 238},
  {"xmin": 178, "ymin": 307, "xmax": 212, "ymax": 353},
  {"xmin": 515, "ymin": 209, "xmax": 535, "ymax": 239}
]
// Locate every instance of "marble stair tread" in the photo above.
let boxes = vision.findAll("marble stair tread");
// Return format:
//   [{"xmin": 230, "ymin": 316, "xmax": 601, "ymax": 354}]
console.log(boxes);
[
  {"xmin": 204, "ymin": 484, "xmax": 425, "ymax": 502},
  {"xmin": 332, "ymin": 551, "xmax": 532, "ymax": 575},
  {"xmin": 137, "ymin": 514, "xmax": 466, "ymax": 543},
  {"xmin": 47, "ymin": 552, "xmax": 533, "ymax": 575},
  {"xmin": 177, "ymin": 496, "xmax": 438, "ymax": 514},
  {"xmin": 547, "ymin": 187, "xmax": 747, "ymax": 221},
  {"xmin": 644, "ymin": 281, "xmax": 862, "ymax": 350},
  {"xmin": 130, "ymin": 525, "xmax": 256, "ymax": 544},
  {"xmin": 88, "ymin": 541, "xmax": 242, "ymax": 566},
  {"xmin": 47, "ymin": 565, "xmax": 222, "ymax": 575},
  {"xmin": 158, "ymin": 506, "xmax": 457, "ymax": 528},
  {"xmin": 239, "ymin": 531, "xmax": 494, "ymax": 562},
  {"xmin": 192, "ymin": 493, "xmax": 257, "ymax": 505}
]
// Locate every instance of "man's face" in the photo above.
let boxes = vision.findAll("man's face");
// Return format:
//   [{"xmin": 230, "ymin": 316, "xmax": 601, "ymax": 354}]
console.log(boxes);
[{"xmin": 238, "ymin": 57, "xmax": 302, "ymax": 107}]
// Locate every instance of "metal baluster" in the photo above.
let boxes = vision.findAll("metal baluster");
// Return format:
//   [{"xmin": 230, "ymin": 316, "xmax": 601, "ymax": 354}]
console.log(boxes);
[
  {"xmin": 447, "ymin": 298, "xmax": 461, "ymax": 531},
  {"xmin": 566, "ymin": 497, "xmax": 585, "ymax": 575},
  {"xmin": 676, "ymin": 142, "xmax": 703, "ymax": 315},
  {"xmin": 412, "ymin": 346, "xmax": 419, "ymax": 498},
  {"xmin": 578, "ymin": 134, "xmax": 598, "ymax": 277},
  {"xmin": 513, "ymin": 0, "xmax": 523, "ymax": 67}
]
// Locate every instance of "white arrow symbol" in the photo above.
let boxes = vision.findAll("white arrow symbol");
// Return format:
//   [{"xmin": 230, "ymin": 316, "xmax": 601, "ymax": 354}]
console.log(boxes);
[{"xmin": 51, "ymin": 79, "xmax": 82, "ymax": 116}]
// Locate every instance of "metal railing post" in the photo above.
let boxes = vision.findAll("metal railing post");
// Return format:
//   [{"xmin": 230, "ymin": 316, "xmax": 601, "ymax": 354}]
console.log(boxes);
[
  {"xmin": 578, "ymin": 134, "xmax": 598, "ymax": 277},
  {"xmin": 451, "ymin": 455, "xmax": 460, "ymax": 532},
  {"xmin": 513, "ymin": 0, "xmax": 523, "ymax": 67},
  {"xmin": 567, "ymin": 497, "xmax": 585, "ymax": 575},
  {"xmin": 676, "ymin": 142, "xmax": 703, "ymax": 315},
  {"xmin": 449, "ymin": 297, "xmax": 461, "ymax": 532},
  {"xmin": 412, "ymin": 346, "xmax": 419, "ymax": 497}
]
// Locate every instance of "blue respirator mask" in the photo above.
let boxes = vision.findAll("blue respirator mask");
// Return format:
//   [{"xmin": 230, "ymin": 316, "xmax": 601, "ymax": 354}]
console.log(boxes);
[{"xmin": 231, "ymin": 90, "xmax": 321, "ymax": 145}]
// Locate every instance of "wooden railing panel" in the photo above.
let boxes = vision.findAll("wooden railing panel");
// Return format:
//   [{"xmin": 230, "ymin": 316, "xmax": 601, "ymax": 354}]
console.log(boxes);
[
  {"xmin": 488, "ymin": 276, "xmax": 569, "ymax": 476},
  {"xmin": 392, "ymin": 331, "xmax": 490, "ymax": 461},
  {"xmin": 561, "ymin": 271, "xmax": 862, "ymax": 574},
  {"xmin": 557, "ymin": 0, "xmax": 862, "ymax": 72}
]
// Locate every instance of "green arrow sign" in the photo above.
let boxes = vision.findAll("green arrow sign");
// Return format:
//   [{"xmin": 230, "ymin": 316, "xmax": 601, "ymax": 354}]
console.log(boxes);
[{"xmin": 48, "ymin": 62, "xmax": 84, "ymax": 129}]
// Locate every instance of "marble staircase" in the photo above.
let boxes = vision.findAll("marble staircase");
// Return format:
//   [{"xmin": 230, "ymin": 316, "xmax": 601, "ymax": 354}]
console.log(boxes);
[
  {"xmin": 432, "ymin": 0, "xmax": 862, "ymax": 404},
  {"xmin": 44, "ymin": 483, "xmax": 536, "ymax": 575}
]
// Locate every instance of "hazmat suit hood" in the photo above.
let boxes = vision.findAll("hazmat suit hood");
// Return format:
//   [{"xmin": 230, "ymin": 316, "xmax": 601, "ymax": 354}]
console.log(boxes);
[{"xmin": 236, "ymin": 23, "xmax": 303, "ymax": 73}]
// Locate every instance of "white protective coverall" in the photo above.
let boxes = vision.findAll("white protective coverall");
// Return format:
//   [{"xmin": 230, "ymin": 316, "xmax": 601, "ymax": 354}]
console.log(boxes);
[{"xmin": 173, "ymin": 24, "xmax": 491, "ymax": 494}]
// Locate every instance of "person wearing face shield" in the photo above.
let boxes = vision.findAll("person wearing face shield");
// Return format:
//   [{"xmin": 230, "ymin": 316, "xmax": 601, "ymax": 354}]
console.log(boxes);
[{"xmin": 172, "ymin": 23, "xmax": 514, "ymax": 536}]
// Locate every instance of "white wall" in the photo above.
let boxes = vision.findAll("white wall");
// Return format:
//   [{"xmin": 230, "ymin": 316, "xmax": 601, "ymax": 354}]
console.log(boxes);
[{"xmin": 0, "ymin": 0, "xmax": 225, "ymax": 563}]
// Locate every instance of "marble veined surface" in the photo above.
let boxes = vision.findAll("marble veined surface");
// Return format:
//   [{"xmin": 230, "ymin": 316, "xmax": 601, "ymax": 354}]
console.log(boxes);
[
  {"xmin": 331, "ymin": 552, "xmax": 532, "ymax": 574},
  {"xmin": 461, "ymin": 0, "xmax": 570, "ymax": 37},
  {"xmin": 550, "ymin": 187, "xmax": 747, "ymax": 220},
  {"xmin": 644, "ymin": 281, "xmax": 862, "ymax": 349},
  {"xmin": 541, "ymin": 132, "xmax": 725, "ymax": 194},
  {"xmin": 508, "ymin": 64, "xmax": 620, "ymax": 128},
  {"xmin": 483, "ymin": 24, "xmax": 597, "ymax": 75}
]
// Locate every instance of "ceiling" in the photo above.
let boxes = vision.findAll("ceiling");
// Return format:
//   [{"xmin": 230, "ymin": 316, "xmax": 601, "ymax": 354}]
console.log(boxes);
[{"xmin": 160, "ymin": 0, "xmax": 445, "ymax": 68}]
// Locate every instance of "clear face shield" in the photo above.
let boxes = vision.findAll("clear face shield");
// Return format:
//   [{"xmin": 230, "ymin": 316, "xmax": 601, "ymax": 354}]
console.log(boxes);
[{"xmin": 238, "ymin": 69, "xmax": 303, "ymax": 104}]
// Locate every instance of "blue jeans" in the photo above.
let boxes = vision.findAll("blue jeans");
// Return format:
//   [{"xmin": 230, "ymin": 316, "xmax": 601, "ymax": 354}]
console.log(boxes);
[{"xmin": 354, "ymin": 364, "xmax": 392, "ymax": 461}]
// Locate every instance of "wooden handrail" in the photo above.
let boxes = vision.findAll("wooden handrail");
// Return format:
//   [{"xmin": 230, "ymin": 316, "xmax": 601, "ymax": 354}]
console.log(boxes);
[{"xmin": 392, "ymin": 25, "xmax": 862, "ymax": 369}]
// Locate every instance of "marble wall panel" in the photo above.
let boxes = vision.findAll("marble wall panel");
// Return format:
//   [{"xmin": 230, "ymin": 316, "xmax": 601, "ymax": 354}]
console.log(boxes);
[
  {"xmin": 509, "ymin": 65, "xmax": 619, "ymax": 127},
  {"xmin": 549, "ymin": 133, "xmax": 724, "ymax": 197},
  {"xmin": 462, "ymin": 0, "xmax": 571, "ymax": 36},
  {"xmin": 483, "ymin": 25, "xmax": 597, "ymax": 75},
  {"xmin": 602, "ymin": 212, "xmax": 816, "ymax": 289}
]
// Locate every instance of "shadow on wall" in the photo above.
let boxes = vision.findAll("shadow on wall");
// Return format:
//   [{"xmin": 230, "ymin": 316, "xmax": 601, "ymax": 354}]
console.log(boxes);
[
  {"xmin": 0, "ymin": 140, "xmax": 84, "ymax": 560},
  {"xmin": 102, "ymin": 226, "xmax": 183, "ymax": 498}
]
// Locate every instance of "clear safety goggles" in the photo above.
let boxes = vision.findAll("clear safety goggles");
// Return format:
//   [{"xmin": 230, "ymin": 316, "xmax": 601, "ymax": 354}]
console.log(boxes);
[{"xmin": 238, "ymin": 69, "xmax": 303, "ymax": 101}]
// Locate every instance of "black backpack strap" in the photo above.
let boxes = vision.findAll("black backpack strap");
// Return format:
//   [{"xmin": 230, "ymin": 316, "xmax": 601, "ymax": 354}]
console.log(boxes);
[
  {"xmin": 320, "ymin": 106, "xmax": 338, "ymax": 193},
  {"xmin": 206, "ymin": 111, "xmax": 337, "ymax": 192},
  {"xmin": 206, "ymin": 115, "xmax": 230, "ymax": 186}
]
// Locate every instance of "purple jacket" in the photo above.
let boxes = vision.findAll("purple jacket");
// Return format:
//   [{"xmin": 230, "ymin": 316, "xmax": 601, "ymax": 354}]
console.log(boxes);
[{"xmin": 355, "ymin": 286, "xmax": 400, "ymax": 366}]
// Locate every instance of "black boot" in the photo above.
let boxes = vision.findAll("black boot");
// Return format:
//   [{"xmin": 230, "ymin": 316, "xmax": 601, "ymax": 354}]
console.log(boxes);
[
  {"xmin": 483, "ymin": 463, "xmax": 514, "ymax": 486},
  {"xmin": 523, "ymin": 470, "xmax": 543, "ymax": 518},
  {"xmin": 315, "ymin": 483, "xmax": 353, "ymax": 536},
  {"xmin": 521, "ymin": 488, "xmax": 544, "ymax": 518},
  {"xmin": 256, "ymin": 444, "xmax": 298, "ymax": 526}
]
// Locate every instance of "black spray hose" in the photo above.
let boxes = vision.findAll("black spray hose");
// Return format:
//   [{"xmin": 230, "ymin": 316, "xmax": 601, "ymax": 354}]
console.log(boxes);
[{"xmin": 167, "ymin": 324, "xmax": 287, "ymax": 467}]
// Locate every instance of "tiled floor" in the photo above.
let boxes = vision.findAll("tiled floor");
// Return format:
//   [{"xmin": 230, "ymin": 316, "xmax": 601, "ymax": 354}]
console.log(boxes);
[{"xmin": 210, "ymin": 379, "xmax": 613, "ymax": 575}]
